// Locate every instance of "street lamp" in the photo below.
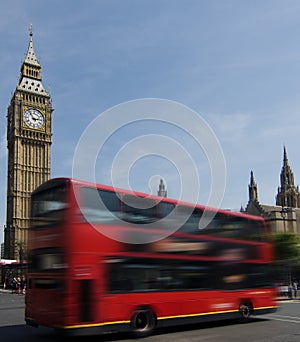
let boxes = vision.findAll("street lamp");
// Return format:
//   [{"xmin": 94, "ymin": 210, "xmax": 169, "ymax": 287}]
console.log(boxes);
[
  {"xmin": 280, "ymin": 206, "xmax": 293, "ymax": 287},
  {"xmin": 280, "ymin": 206, "xmax": 289, "ymax": 233}
]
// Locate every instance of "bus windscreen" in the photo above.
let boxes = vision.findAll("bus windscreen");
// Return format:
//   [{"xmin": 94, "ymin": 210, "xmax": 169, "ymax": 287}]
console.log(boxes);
[{"xmin": 31, "ymin": 185, "xmax": 67, "ymax": 229}]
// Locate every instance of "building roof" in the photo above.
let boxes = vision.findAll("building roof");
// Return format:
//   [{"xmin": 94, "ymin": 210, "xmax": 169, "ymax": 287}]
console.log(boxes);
[{"xmin": 17, "ymin": 76, "xmax": 47, "ymax": 95}]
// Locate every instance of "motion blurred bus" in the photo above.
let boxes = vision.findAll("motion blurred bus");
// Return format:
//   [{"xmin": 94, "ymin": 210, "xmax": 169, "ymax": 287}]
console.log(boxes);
[{"xmin": 25, "ymin": 178, "xmax": 277, "ymax": 337}]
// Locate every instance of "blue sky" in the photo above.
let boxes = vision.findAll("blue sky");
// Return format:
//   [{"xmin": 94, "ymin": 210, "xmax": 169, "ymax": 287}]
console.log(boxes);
[{"xmin": 1, "ymin": 0, "xmax": 300, "ymax": 243}]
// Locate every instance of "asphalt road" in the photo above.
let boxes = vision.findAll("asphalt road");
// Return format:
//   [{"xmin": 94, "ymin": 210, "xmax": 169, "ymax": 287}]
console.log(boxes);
[{"xmin": 1, "ymin": 291, "xmax": 300, "ymax": 341}]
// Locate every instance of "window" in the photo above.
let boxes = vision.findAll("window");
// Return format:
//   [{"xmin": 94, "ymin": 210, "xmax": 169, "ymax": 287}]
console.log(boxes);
[
  {"xmin": 176, "ymin": 206, "xmax": 203, "ymax": 233},
  {"xmin": 80, "ymin": 187, "xmax": 121, "ymax": 224},
  {"xmin": 28, "ymin": 248, "xmax": 65, "ymax": 273},
  {"xmin": 157, "ymin": 201, "xmax": 175, "ymax": 218},
  {"xmin": 121, "ymin": 195, "xmax": 157, "ymax": 224},
  {"xmin": 31, "ymin": 185, "xmax": 67, "ymax": 229},
  {"xmin": 201, "ymin": 214, "xmax": 263, "ymax": 241},
  {"xmin": 80, "ymin": 187, "xmax": 178, "ymax": 228},
  {"xmin": 108, "ymin": 258, "xmax": 212, "ymax": 293}
]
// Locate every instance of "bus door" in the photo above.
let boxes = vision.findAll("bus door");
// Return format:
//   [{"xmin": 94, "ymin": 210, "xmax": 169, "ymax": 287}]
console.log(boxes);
[{"xmin": 73, "ymin": 265, "xmax": 96, "ymax": 324}]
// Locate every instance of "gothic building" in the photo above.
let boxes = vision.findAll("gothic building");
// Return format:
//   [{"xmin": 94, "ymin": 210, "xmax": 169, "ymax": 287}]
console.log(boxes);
[
  {"xmin": 276, "ymin": 147, "xmax": 300, "ymax": 208},
  {"xmin": 157, "ymin": 179, "xmax": 167, "ymax": 197},
  {"xmin": 4, "ymin": 27, "xmax": 53, "ymax": 259},
  {"xmin": 244, "ymin": 147, "xmax": 300, "ymax": 235}
]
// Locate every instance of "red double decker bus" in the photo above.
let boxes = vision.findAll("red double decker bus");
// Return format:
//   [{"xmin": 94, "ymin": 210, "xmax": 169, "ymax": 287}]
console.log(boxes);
[{"xmin": 25, "ymin": 178, "xmax": 277, "ymax": 337}]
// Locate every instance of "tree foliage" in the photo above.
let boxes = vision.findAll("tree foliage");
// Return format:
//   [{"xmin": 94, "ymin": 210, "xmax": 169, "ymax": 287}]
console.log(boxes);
[{"xmin": 272, "ymin": 232, "xmax": 300, "ymax": 262}]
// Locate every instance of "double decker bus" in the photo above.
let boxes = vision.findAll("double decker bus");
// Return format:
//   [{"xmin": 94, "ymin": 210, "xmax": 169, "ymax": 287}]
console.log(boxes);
[{"xmin": 25, "ymin": 178, "xmax": 277, "ymax": 337}]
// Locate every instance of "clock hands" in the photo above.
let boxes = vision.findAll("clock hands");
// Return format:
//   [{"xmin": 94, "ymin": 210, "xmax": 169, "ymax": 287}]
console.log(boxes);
[{"xmin": 31, "ymin": 112, "xmax": 39, "ymax": 121}]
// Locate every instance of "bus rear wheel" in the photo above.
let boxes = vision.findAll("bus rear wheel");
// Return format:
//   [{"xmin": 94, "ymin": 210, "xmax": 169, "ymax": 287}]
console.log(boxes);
[
  {"xmin": 239, "ymin": 302, "xmax": 253, "ymax": 322},
  {"xmin": 131, "ymin": 308, "xmax": 156, "ymax": 337}
]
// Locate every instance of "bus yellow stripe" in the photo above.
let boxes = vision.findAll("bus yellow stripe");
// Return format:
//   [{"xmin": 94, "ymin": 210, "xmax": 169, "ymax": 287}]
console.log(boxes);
[
  {"xmin": 157, "ymin": 309, "xmax": 238, "ymax": 320},
  {"xmin": 60, "ymin": 320, "xmax": 131, "ymax": 329},
  {"xmin": 157, "ymin": 305, "xmax": 277, "ymax": 321},
  {"xmin": 255, "ymin": 305, "xmax": 278, "ymax": 311}
]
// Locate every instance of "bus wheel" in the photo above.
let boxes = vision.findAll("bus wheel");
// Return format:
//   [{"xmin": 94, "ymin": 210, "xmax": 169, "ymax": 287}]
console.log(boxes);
[
  {"xmin": 239, "ymin": 302, "xmax": 252, "ymax": 322},
  {"xmin": 131, "ymin": 308, "xmax": 156, "ymax": 337}
]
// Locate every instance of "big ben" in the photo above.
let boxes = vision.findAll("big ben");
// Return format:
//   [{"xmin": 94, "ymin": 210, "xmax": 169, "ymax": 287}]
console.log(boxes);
[{"xmin": 4, "ymin": 26, "xmax": 53, "ymax": 259}]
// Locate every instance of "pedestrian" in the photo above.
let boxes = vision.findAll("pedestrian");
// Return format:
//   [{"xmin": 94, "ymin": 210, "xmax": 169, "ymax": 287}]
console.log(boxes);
[
  {"xmin": 293, "ymin": 280, "xmax": 298, "ymax": 299},
  {"xmin": 11, "ymin": 276, "xmax": 17, "ymax": 294},
  {"xmin": 20, "ymin": 276, "xmax": 26, "ymax": 294},
  {"xmin": 288, "ymin": 283, "xmax": 293, "ymax": 299}
]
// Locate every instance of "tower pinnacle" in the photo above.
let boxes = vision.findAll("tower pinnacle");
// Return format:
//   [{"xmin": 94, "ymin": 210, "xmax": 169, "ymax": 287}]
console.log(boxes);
[
  {"xmin": 283, "ymin": 145, "xmax": 288, "ymax": 163},
  {"xmin": 17, "ymin": 25, "xmax": 48, "ymax": 95},
  {"xmin": 157, "ymin": 179, "xmax": 167, "ymax": 197},
  {"xmin": 24, "ymin": 24, "xmax": 40, "ymax": 67},
  {"xmin": 276, "ymin": 146, "xmax": 300, "ymax": 207},
  {"xmin": 248, "ymin": 170, "xmax": 258, "ymax": 202}
]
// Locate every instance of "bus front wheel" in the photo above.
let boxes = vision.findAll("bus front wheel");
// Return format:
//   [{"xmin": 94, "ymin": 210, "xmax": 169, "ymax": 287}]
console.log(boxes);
[{"xmin": 131, "ymin": 308, "xmax": 156, "ymax": 337}]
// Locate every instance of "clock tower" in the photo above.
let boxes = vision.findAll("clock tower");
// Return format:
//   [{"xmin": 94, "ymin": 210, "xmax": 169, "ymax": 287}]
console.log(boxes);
[{"xmin": 4, "ymin": 26, "xmax": 53, "ymax": 259}]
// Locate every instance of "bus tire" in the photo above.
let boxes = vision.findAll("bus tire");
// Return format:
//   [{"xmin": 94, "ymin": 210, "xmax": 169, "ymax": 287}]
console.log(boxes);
[
  {"xmin": 130, "ymin": 308, "xmax": 156, "ymax": 337},
  {"xmin": 239, "ymin": 302, "xmax": 253, "ymax": 322}
]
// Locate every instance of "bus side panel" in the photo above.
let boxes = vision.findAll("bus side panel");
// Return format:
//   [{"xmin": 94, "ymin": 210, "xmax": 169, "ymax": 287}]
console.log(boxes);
[{"xmin": 100, "ymin": 288, "xmax": 277, "ymax": 328}]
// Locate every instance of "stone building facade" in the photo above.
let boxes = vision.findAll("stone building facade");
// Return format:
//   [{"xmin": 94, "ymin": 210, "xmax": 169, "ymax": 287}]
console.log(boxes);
[{"xmin": 244, "ymin": 147, "xmax": 300, "ymax": 235}]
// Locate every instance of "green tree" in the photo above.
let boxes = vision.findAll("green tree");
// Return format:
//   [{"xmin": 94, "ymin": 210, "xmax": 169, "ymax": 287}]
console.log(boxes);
[
  {"xmin": 273, "ymin": 232, "xmax": 300, "ymax": 262},
  {"xmin": 272, "ymin": 232, "xmax": 300, "ymax": 283}
]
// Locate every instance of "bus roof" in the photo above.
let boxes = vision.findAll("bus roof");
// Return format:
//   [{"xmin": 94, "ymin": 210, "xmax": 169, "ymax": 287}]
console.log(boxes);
[{"xmin": 32, "ymin": 177, "xmax": 265, "ymax": 223}]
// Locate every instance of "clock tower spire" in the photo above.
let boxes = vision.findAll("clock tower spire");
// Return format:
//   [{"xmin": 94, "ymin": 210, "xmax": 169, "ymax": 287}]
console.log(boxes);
[
  {"xmin": 18, "ymin": 25, "xmax": 48, "ymax": 96},
  {"xmin": 4, "ymin": 26, "xmax": 53, "ymax": 260}
]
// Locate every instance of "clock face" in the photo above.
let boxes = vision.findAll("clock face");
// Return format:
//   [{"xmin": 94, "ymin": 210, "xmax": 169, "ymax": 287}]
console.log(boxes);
[{"xmin": 23, "ymin": 108, "xmax": 44, "ymax": 129}]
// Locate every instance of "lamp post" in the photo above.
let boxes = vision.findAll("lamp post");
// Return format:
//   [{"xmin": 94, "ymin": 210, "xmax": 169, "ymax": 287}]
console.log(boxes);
[
  {"xmin": 280, "ymin": 206, "xmax": 289, "ymax": 233},
  {"xmin": 280, "ymin": 206, "xmax": 293, "ymax": 287}
]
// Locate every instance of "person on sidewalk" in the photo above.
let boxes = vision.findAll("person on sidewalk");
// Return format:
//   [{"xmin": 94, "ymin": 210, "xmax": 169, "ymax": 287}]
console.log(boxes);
[{"xmin": 292, "ymin": 280, "xmax": 298, "ymax": 299}]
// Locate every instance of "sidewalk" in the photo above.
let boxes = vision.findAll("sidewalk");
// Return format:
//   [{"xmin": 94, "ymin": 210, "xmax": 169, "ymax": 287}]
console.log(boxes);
[
  {"xmin": 277, "ymin": 295, "xmax": 299, "ymax": 301},
  {"xmin": 0, "ymin": 287, "xmax": 25, "ymax": 294}
]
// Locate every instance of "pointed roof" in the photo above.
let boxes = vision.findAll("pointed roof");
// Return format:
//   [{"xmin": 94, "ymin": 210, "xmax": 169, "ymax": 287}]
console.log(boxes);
[
  {"xmin": 248, "ymin": 170, "xmax": 258, "ymax": 202},
  {"xmin": 280, "ymin": 146, "xmax": 294, "ymax": 187},
  {"xmin": 283, "ymin": 145, "xmax": 288, "ymax": 163},
  {"xmin": 276, "ymin": 146, "xmax": 300, "ymax": 207},
  {"xmin": 250, "ymin": 170, "xmax": 256, "ymax": 187},
  {"xmin": 16, "ymin": 25, "xmax": 49, "ymax": 96},
  {"xmin": 282, "ymin": 145, "xmax": 289, "ymax": 172},
  {"xmin": 24, "ymin": 25, "xmax": 40, "ymax": 67}
]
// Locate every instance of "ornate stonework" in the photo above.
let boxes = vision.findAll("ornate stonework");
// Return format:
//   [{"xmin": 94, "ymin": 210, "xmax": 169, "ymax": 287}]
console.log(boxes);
[
  {"xmin": 276, "ymin": 146, "xmax": 300, "ymax": 208},
  {"xmin": 4, "ymin": 27, "xmax": 53, "ymax": 259},
  {"xmin": 244, "ymin": 147, "xmax": 300, "ymax": 235}
]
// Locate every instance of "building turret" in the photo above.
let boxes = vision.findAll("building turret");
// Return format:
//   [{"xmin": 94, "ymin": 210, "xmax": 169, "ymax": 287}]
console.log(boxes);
[
  {"xmin": 276, "ymin": 146, "xmax": 300, "ymax": 208},
  {"xmin": 157, "ymin": 179, "xmax": 167, "ymax": 197},
  {"xmin": 249, "ymin": 170, "xmax": 258, "ymax": 202}
]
